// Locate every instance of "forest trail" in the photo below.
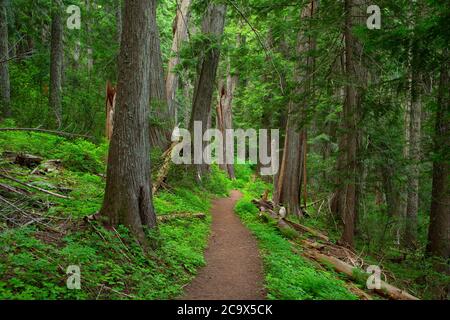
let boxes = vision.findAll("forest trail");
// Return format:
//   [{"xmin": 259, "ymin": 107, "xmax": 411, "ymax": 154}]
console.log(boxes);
[{"xmin": 183, "ymin": 190, "xmax": 266, "ymax": 300}]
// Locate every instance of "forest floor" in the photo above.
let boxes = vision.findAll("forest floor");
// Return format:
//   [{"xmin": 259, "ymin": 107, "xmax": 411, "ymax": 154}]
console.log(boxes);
[
  {"xmin": 0, "ymin": 130, "xmax": 432, "ymax": 300},
  {"xmin": 183, "ymin": 190, "xmax": 266, "ymax": 300}
]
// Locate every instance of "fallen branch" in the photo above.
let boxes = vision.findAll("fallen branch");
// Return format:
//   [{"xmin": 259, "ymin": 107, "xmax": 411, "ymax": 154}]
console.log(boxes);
[
  {"xmin": 0, "ymin": 173, "xmax": 71, "ymax": 199},
  {"xmin": 301, "ymin": 197, "xmax": 327, "ymax": 209},
  {"xmin": 0, "ymin": 128, "xmax": 91, "ymax": 139},
  {"xmin": 157, "ymin": 213, "xmax": 206, "ymax": 223},
  {"xmin": 0, "ymin": 182, "xmax": 31, "ymax": 196}
]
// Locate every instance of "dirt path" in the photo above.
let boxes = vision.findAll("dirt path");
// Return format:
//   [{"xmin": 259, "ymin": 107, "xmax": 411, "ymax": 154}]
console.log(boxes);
[{"xmin": 183, "ymin": 190, "xmax": 266, "ymax": 300}]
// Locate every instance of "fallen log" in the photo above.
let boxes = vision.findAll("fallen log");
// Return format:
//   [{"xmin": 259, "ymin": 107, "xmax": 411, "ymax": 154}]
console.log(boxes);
[
  {"xmin": 259, "ymin": 210, "xmax": 299, "ymax": 239},
  {"xmin": 307, "ymin": 250, "xmax": 419, "ymax": 300},
  {"xmin": 255, "ymin": 199, "xmax": 329, "ymax": 241},
  {"xmin": 285, "ymin": 220, "xmax": 329, "ymax": 242},
  {"xmin": 345, "ymin": 282, "xmax": 373, "ymax": 300},
  {"xmin": 0, "ymin": 173, "xmax": 71, "ymax": 199},
  {"xmin": 157, "ymin": 213, "xmax": 206, "ymax": 223}
]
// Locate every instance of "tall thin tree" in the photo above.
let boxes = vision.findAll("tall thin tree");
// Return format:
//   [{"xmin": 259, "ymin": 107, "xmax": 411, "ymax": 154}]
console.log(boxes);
[
  {"xmin": 189, "ymin": 1, "xmax": 227, "ymax": 179},
  {"xmin": 49, "ymin": 0, "xmax": 63, "ymax": 128},
  {"xmin": 148, "ymin": 0, "xmax": 172, "ymax": 150},
  {"xmin": 166, "ymin": 0, "xmax": 191, "ymax": 123},
  {"xmin": 275, "ymin": 1, "xmax": 316, "ymax": 217},
  {"xmin": 339, "ymin": 0, "xmax": 368, "ymax": 248},
  {"xmin": 426, "ymin": 49, "xmax": 449, "ymax": 299},
  {"xmin": 0, "ymin": 0, "xmax": 10, "ymax": 119}
]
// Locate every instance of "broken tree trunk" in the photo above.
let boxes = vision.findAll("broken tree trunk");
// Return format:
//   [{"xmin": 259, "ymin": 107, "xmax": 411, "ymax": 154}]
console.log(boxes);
[
  {"xmin": 14, "ymin": 154, "xmax": 43, "ymax": 168},
  {"xmin": 152, "ymin": 142, "xmax": 177, "ymax": 195}
]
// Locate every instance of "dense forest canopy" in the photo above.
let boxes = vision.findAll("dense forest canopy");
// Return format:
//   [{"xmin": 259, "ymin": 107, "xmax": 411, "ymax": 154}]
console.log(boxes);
[{"xmin": 0, "ymin": 0, "xmax": 448, "ymax": 301}]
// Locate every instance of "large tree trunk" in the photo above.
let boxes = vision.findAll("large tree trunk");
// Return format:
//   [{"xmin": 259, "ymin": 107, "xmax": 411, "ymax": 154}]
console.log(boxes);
[
  {"xmin": 148, "ymin": 0, "xmax": 171, "ymax": 150},
  {"xmin": 426, "ymin": 50, "xmax": 450, "ymax": 299},
  {"xmin": 166, "ymin": 0, "xmax": 191, "ymax": 123},
  {"xmin": 0, "ymin": 0, "xmax": 10, "ymax": 119},
  {"xmin": 404, "ymin": 45, "xmax": 422, "ymax": 247},
  {"xmin": 49, "ymin": 0, "xmax": 63, "ymax": 128},
  {"xmin": 189, "ymin": 2, "xmax": 226, "ymax": 179},
  {"xmin": 339, "ymin": 0, "xmax": 367, "ymax": 248},
  {"xmin": 99, "ymin": 0, "xmax": 157, "ymax": 247},
  {"xmin": 275, "ymin": 1, "xmax": 316, "ymax": 218}
]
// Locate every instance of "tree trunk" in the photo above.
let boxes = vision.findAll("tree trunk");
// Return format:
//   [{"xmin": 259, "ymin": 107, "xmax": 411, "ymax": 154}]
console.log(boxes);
[
  {"xmin": 166, "ymin": 0, "xmax": 191, "ymax": 123},
  {"xmin": 85, "ymin": 0, "xmax": 94, "ymax": 72},
  {"xmin": 116, "ymin": 0, "xmax": 122, "ymax": 44},
  {"xmin": 405, "ymin": 45, "xmax": 422, "ymax": 248},
  {"xmin": 49, "ymin": 0, "xmax": 63, "ymax": 128},
  {"xmin": 189, "ymin": 2, "xmax": 226, "ymax": 179},
  {"xmin": 339, "ymin": 0, "xmax": 367, "ymax": 248},
  {"xmin": 426, "ymin": 50, "xmax": 450, "ymax": 299},
  {"xmin": 0, "ymin": 0, "xmax": 10, "ymax": 118},
  {"xmin": 217, "ymin": 46, "xmax": 240, "ymax": 179},
  {"xmin": 275, "ymin": 1, "xmax": 316, "ymax": 218},
  {"xmin": 148, "ymin": 0, "xmax": 171, "ymax": 150},
  {"xmin": 99, "ymin": 0, "xmax": 157, "ymax": 247}
]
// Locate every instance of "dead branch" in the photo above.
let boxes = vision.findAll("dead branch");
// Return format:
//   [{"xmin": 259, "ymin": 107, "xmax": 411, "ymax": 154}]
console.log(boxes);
[
  {"xmin": 0, "ymin": 182, "xmax": 31, "ymax": 196},
  {"xmin": 157, "ymin": 213, "xmax": 206, "ymax": 223},
  {"xmin": 0, "ymin": 128, "xmax": 91, "ymax": 139},
  {"xmin": 0, "ymin": 173, "xmax": 71, "ymax": 199}
]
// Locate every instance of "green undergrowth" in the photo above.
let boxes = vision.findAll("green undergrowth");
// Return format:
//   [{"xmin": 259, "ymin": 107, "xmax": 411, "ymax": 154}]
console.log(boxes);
[
  {"xmin": 0, "ymin": 130, "xmax": 229, "ymax": 299},
  {"xmin": 232, "ymin": 165, "xmax": 357, "ymax": 300}
]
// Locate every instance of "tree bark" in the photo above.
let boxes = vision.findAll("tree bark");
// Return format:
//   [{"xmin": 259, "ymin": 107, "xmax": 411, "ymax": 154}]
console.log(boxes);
[
  {"xmin": 189, "ymin": 2, "xmax": 226, "ymax": 178},
  {"xmin": 0, "ymin": 0, "xmax": 10, "ymax": 118},
  {"xmin": 217, "ymin": 44, "xmax": 240, "ymax": 180},
  {"xmin": 85, "ymin": 0, "xmax": 94, "ymax": 72},
  {"xmin": 339, "ymin": 0, "xmax": 367, "ymax": 248},
  {"xmin": 426, "ymin": 50, "xmax": 450, "ymax": 299},
  {"xmin": 166, "ymin": 0, "xmax": 191, "ymax": 123},
  {"xmin": 148, "ymin": 0, "xmax": 171, "ymax": 150},
  {"xmin": 49, "ymin": 0, "xmax": 63, "ymax": 128},
  {"xmin": 116, "ymin": 0, "xmax": 122, "ymax": 44},
  {"xmin": 404, "ymin": 44, "xmax": 422, "ymax": 247},
  {"xmin": 99, "ymin": 0, "xmax": 157, "ymax": 247},
  {"xmin": 275, "ymin": 1, "xmax": 316, "ymax": 218}
]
